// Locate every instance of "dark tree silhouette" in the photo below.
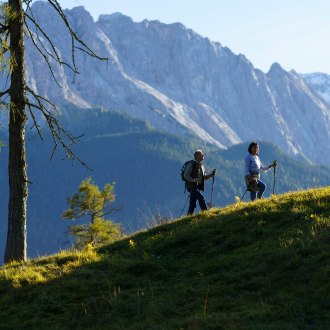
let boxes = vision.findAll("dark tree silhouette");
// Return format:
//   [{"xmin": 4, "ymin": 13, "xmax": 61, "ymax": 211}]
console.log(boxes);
[{"xmin": 1, "ymin": 0, "xmax": 107, "ymax": 263}]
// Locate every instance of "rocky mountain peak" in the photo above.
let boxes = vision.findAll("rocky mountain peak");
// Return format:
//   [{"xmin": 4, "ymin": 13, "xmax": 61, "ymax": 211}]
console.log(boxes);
[
  {"xmin": 17, "ymin": 5, "xmax": 330, "ymax": 165},
  {"xmin": 267, "ymin": 62, "xmax": 286, "ymax": 76},
  {"xmin": 98, "ymin": 12, "xmax": 133, "ymax": 26}
]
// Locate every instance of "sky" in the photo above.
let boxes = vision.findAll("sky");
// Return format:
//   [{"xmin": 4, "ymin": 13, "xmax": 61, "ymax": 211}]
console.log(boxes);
[{"xmin": 49, "ymin": 0, "xmax": 330, "ymax": 74}]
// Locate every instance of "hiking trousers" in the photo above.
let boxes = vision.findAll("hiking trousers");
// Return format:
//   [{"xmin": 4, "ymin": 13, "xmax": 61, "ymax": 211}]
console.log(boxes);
[
  {"xmin": 250, "ymin": 179, "xmax": 266, "ymax": 201},
  {"xmin": 187, "ymin": 187, "xmax": 207, "ymax": 215}
]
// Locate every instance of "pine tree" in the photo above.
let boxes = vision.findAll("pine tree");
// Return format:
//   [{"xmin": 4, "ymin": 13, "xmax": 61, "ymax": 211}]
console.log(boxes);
[
  {"xmin": 1, "ymin": 0, "xmax": 107, "ymax": 263},
  {"xmin": 63, "ymin": 178, "xmax": 123, "ymax": 249}
]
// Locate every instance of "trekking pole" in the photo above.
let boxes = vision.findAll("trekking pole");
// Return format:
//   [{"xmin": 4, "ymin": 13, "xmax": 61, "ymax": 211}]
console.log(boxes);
[
  {"xmin": 241, "ymin": 177, "xmax": 254, "ymax": 201},
  {"xmin": 180, "ymin": 194, "xmax": 190, "ymax": 217},
  {"xmin": 241, "ymin": 188, "xmax": 249, "ymax": 201},
  {"xmin": 272, "ymin": 160, "xmax": 277, "ymax": 195},
  {"xmin": 208, "ymin": 175, "xmax": 215, "ymax": 208}
]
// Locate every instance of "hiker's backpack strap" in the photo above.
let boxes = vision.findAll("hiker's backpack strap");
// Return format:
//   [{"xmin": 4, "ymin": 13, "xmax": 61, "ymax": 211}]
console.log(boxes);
[{"xmin": 183, "ymin": 160, "xmax": 197, "ymax": 193}]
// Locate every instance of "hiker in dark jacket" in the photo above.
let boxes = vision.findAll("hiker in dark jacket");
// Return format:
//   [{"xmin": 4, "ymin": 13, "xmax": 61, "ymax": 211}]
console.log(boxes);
[
  {"xmin": 184, "ymin": 149, "xmax": 216, "ymax": 215},
  {"xmin": 244, "ymin": 142, "xmax": 276, "ymax": 201}
]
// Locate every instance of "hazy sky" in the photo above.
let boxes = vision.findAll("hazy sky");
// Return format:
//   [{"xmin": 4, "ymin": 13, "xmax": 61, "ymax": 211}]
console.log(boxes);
[{"xmin": 51, "ymin": 0, "xmax": 330, "ymax": 74}]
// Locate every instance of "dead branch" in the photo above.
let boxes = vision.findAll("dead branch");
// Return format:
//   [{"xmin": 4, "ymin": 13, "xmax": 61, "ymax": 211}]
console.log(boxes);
[{"xmin": 25, "ymin": 85, "xmax": 90, "ymax": 169}]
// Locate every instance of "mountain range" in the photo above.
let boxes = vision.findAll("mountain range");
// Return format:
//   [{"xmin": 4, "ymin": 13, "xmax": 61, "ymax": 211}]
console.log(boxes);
[
  {"xmin": 1, "ymin": 2, "xmax": 330, "ymax": 261},
  {"xmin": 1, "ymin": 109, "xmax": 330, "ymax": 260},
  {"xmin": 21, "ymin": 1, "xmax": 330, "ymax": 165}
]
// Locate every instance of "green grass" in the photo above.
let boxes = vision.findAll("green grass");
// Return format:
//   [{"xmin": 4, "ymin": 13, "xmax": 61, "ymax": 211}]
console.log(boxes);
[{"xmin": 1, "ymin": 188, "xmax": 330, "ymax": 329}]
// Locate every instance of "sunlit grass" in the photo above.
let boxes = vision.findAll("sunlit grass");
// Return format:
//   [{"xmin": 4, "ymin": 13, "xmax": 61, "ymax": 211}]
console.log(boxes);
[{"xmin": 0, "ymin": 187, "xmax": 329, "ymax": 329}]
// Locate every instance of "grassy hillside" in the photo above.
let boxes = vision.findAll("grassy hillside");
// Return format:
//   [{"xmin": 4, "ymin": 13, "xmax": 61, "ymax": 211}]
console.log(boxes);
[
  {"xmin": 1, "ymin": 187, "xmax": 329, "ymax": 329},
  {"xmin": 1, "ymin": 107, "xmax": 330, "ymax": 262}
]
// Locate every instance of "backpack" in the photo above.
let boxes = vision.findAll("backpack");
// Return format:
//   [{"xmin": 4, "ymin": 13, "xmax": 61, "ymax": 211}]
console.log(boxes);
[{"xmin": 180, "ymin": 160, "xmax": 196, "ymax": 181}]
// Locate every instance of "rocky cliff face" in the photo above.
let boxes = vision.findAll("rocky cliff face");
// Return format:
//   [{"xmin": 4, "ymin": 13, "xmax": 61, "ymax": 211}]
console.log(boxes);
[
  {"xmin": 301, "ymin": 72, "xmax": 330, "ymax": 104},
  {"xmin": 21, "ymin": 2, "xmax": 330, "ymax": 164}
]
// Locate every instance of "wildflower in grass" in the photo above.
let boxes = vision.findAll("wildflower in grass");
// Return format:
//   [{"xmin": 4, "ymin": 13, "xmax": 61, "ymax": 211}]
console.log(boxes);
[
  {"xmin": 235, "ymin": 196, "xmax": 241, "ymax": 203},
  {"xmin": 129, "ymin": 239, "xmax": 135, "ymax": 248}
]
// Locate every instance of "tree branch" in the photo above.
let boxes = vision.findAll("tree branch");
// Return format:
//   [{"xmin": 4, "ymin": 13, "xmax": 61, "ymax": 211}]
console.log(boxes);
[
  {"xmin": 24, "ymin": 23, "xmax": 62, "ymax": 87},
  {"xmin": 46, "ymin": 0, "xmax": 108, "ymax": 65},
  {"xmin": 0, "ymin": 89, "xmax": 9, "ymax": 98},
  {"xmin": 23, "ymin": 0, "xmax": 108, "ymax": 79},
  {"xmin": 14, "ymin": 0, "xmax": 109, "ymax": 169},
  {"xmin": 24, "ymin": 10, "xmax": 78, "ymax": 74},
  {"xmin": 0, "ymin": 24, "xmax": 9, "ymax": 33},
  {"xmin": 25, "ymin": 85, "xmax": 90, "ymax": 169}
]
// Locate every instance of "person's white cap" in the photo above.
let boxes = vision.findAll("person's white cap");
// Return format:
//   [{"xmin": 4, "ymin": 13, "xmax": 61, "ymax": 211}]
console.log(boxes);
[{"xmin": 194, "ymin": 149, "xmax": 204, "ymax": 158}]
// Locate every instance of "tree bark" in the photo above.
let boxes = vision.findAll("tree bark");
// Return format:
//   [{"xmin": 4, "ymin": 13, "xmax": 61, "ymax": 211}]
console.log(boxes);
[{"xmin": 4, "ymin": 0, "xmax": 28, "ymax": 263}]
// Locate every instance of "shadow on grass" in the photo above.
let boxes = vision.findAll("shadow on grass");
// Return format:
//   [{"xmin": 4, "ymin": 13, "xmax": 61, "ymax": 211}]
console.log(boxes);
[{"xmin": 0, "ymin": 189, "xmax": 330, "ymax": 329}]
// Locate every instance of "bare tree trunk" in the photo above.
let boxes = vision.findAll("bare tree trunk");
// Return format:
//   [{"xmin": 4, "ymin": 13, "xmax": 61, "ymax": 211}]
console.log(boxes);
[{"xmin": 4, "ymin": 0, "xmax": 28, "ymax": 263}]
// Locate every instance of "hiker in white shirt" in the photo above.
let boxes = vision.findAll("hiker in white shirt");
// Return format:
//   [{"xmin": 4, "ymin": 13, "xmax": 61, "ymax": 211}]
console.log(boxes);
[{"xmin": 244, "ymin": 142, "xmax": 276, "ymax": 201}]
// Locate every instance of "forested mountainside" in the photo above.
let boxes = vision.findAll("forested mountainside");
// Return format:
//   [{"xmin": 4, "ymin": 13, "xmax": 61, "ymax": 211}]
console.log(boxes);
[{"xmin": 1, "ymin": 109, "xmax": 329, "ymax": 260}]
